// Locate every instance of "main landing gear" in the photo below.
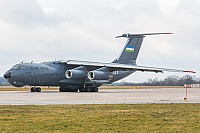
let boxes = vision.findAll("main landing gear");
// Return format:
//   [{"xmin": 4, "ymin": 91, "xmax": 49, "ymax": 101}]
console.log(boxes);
[
  {"xmin": 79, "ymin": 87, "xmax": 98, "ymax": 92},
  {"xmin": 59, "ymin": 86, "xmax": 98, "ymax": 92},
  {"xmin": 59, "ymin": 87, "xmax": 78, "ymax": 92},
  {"xmin": 30, "ymin": 87, "xmax": 41, "ymax": 92}
]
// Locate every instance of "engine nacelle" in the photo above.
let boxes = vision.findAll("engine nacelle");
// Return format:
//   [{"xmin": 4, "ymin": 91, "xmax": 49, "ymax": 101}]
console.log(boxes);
[
  {"xmin": 88, "ymin": 71, "xmax": 113, "ymax": 80},
  {"xmin": 65, "ymin": 66, "xmax": 87, "ymax": 79}
]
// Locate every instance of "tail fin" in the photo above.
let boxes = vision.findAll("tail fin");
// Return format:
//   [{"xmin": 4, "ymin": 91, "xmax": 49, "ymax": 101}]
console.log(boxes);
[{"xmin": 112, "ymin": 33, "xmax": 172, "ymax": 65}]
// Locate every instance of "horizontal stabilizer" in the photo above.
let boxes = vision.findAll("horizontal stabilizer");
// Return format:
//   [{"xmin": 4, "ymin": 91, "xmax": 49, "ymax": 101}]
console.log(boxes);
[{"xmin": 115, "ymin": 33, "xmax": 173, "ymax": 38}]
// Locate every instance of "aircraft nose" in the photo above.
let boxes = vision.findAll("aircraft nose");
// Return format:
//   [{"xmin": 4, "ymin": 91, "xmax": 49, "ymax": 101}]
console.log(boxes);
[{"xmin": 4, "ymin": 71, "xmax": 11, "ymax": 79}]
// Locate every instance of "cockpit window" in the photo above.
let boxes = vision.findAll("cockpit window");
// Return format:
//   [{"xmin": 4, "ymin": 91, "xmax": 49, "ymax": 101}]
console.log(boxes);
[{"xmin": 11, "ymin": 65, "xmax": 24, "ymax": 70}]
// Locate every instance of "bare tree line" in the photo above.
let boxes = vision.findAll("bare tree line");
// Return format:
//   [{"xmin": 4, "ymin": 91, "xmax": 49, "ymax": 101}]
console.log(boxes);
[{"xmin": 115, "ymin": 75, "xmax": 200, "ymax": 86}]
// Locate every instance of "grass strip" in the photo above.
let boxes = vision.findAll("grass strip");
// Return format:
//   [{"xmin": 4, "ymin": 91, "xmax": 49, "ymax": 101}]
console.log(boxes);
[{"xmin": 0, "ymin": 104, "xmax": 200, "ymax": 133}]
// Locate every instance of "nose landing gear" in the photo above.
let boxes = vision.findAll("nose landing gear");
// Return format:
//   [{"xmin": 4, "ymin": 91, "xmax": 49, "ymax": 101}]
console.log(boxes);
[{"xmin": 31, "ymin": 87, "xmax": 41, "ymax": 92}]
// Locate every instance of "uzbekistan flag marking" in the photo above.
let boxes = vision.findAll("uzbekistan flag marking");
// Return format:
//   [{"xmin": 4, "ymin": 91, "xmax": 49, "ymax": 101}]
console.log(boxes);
[{"xmin": 125, "ymin": 46, "xmax": 135, "ymax": 52}]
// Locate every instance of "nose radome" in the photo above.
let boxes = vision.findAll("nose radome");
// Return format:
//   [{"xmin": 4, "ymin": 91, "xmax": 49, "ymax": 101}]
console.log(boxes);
[{"xmin": 4, "ymin": 71, "xmax": 11, "ymax": 78}]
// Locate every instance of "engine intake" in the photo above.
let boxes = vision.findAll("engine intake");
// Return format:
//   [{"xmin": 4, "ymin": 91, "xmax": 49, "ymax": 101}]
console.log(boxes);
[
  {"xmin": 88, "ymin": 67, "xmax": 113, "ymax": 80},
  {"xmin": 65, "ymin": 66, "xmax": 87, "ymax": 79}
]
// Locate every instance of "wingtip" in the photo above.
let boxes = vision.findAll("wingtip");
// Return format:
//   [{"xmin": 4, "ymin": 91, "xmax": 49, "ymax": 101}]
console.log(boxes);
[
  {"xmin": 183, "ymin": 70, "xmax": 196, "ymax": 73},
  {"xmin": 166, "ymin": 32, "xmax": 173, "ymax": 34}
]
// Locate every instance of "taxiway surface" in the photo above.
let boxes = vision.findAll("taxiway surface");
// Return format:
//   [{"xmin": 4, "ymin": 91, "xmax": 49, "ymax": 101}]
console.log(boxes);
[{"xmin": 0, "ymin": 88, "xmax": 200, "ymax": 105}]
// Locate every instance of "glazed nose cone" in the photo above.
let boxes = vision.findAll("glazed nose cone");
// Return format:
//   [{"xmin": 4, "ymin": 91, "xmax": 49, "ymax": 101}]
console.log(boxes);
[{"xmin": 4, "ymin": 71, "xmax": 11, "ymax": 78}]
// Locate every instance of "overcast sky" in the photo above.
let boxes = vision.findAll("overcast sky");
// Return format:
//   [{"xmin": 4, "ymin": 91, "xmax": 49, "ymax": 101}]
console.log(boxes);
[{"xmin": 0, "ymin": 0, "xmax": 199, "ymax": 82}]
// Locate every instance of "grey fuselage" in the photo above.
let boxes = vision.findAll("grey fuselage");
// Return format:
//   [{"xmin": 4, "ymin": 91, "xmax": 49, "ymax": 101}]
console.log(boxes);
[{"xmin": 5, "ymin": 61, "xmax": 134, "ymax": 88}]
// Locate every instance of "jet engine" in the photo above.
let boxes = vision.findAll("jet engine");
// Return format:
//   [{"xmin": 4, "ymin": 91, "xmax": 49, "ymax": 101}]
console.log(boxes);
[
  {"xmin": 87, "ymin": 67, "xmax": 113, "ymax": 80},
  {"xmin": 65, "ymin": 66, "xmax": 88, "ymax": 79}
]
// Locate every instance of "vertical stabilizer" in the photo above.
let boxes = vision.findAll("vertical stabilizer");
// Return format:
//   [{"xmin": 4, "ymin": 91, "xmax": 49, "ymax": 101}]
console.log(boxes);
[
  {"xmin": 112, "ymin": 33, "xmax": 172, "ymax": 65},
  {"xmin": 112, "ymin": 34, "xmax": 144, "ymax": 65}
]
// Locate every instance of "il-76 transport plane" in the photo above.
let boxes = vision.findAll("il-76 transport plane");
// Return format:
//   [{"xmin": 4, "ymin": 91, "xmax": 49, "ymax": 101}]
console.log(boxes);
[{"xmin": 4, "ymin": 33, "xmax": 195, "ymax": 92}]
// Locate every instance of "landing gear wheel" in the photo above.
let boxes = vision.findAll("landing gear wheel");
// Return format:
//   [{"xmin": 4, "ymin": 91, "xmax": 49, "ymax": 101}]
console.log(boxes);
[
  {"xmin": 79, "ymin": 87, "xmax": 98, "ymax": 92},
  {"xmin": 35, "ymin": 87, "xmax": 41, "ymax": 92},
  {"xmin": 30, "ymin": 87, "xmax": 41, "ymax": 92},
  {"xmin": 95, "ymin": 87, "xmax": 98, "ymax": 92},
  {"xmin": 59, "ymin": 87, "xmax": 78, "ymax": 92},
  {"xmin": 86, "ymin": 87, "xmax": 91, "ymax": 92},
  {"xmin": 91, "ymin": 87, "xmax": 98, "ymax": 92},
  {"xmin": 71, "ymin": 88, "xmax": 78, "ymax": 92},
  {"xmin": 59, "ymin": 87, "xmax": 64, "ymax": 92},
  {"xmin": 31, "ymin": 87, "xmax": 35, "ymax": 92}
]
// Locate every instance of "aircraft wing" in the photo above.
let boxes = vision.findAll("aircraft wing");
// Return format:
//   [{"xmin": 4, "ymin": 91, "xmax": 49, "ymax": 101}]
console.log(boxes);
[{"xmin": 61, "ymin": 60, "xmax": 196, "ymax": 73}]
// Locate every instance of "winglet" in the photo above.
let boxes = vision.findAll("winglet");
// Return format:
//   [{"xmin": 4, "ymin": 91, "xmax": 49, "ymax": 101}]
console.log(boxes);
[{"xmin": 116, "ymin": 33, "xmax": 173, "ymax": 38}]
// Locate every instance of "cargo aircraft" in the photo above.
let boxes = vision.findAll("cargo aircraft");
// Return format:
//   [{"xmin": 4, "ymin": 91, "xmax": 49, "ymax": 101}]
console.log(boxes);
[{"xmin": 4, "ymin": 33, "xmax": 195, "ymax": 92}]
